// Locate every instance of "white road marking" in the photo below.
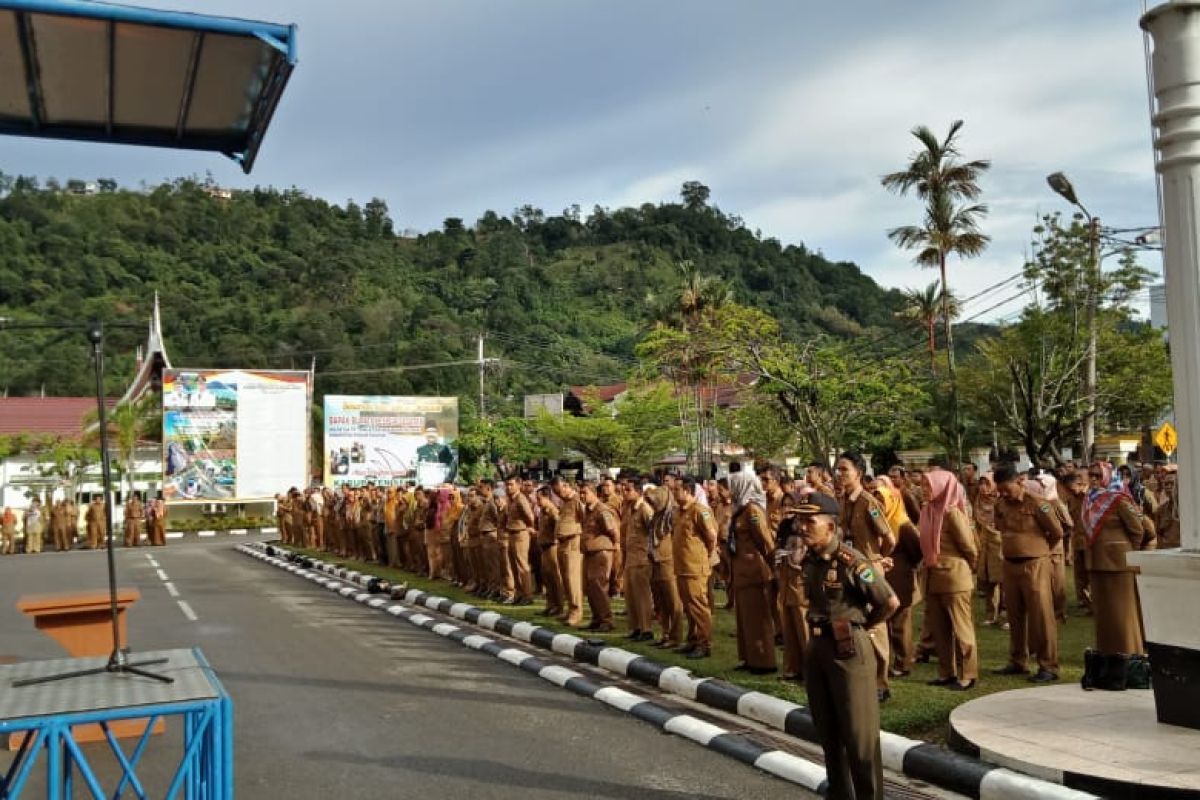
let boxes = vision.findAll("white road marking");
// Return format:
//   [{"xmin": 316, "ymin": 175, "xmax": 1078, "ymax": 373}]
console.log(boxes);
[
  {"xmin": 176, "ymin": 600, "xmax": 198, "ymax": 622},
  {"xmin": 155, "ymin": 569, "xmax": 168, "ymax": 581},
  {"xmin": 164, "ymin": 582, "xmax": 180, "ymax": 598}
]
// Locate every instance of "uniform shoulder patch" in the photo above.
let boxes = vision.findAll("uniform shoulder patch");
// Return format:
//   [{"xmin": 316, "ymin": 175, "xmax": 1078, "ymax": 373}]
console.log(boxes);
[
  {"xmin": 699, "ymin": 508, "xmax": 712, "ymax": 519},
  {"xmin": 868, "ymin": 507, "xmax": 881, "ymax": 519},
  {"xmin": 1039, "ymin": 503, "xmax": 1051, "ymax": 513},
  {"xmin": 855, "ymin": 563, "xmax": 876, "ymax": 583}
]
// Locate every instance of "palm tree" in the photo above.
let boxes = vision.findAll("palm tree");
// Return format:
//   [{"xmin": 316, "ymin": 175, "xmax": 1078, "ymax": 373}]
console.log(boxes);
[
  {"xmin": 896, "ymin": 281, "xmax": 961, "ymax": 372},
  {"xmin": 652, "ymin": 260, "xmax": 732, "ymax": 474},
  {"xmin": 883, "ymin": 120, "xmax": 990, "ymax": 463}
]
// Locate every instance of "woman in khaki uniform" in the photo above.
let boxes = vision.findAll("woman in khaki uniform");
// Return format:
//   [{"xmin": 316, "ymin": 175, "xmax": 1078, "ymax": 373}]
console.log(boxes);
[
  {"xmin": 621, "ymin": 481, "xmax": 655, "ymax": 641},
  {"xmin": 874, "ymin": 477, "xmax": 923, "ymax": 677},
  {"xmin": 919, "ymin": 468, "xmax": 979, "ymax": 690},
  {"xmin": 973, "ymin": 473, "xmax": 1006, "ymax": 625},
  {"xmin": 646, "ymin": 485, "xmax": 685, "ymax": 648},
  {"xmin": 729, "ymin": 472, "xmax": 777, "ymax": 674},
  {"xmin": 1084, "ymin": 463, "xmax": 1153, "ymax": 655}
]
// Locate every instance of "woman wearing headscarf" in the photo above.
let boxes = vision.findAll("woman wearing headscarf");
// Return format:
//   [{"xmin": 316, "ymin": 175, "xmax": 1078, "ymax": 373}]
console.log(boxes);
[
  {"xmin": 973, "ymin": 473, "xmax": 1006, "ymax": 626},
  {"xmin": 1023, "ymin": 473, "xmax": 1072, "ymax": 621},
  {"xmin": 919, "ymin": 468, "xmax": 979, "ymax": 690},
  {"xmin": 646, "ymin": 484, "xmax": 685, "ymax": 649},
  {"xmin": 873, "ymin": 476, "xmax": 924, "ymax": 677},
  {"xmin": 728, "ymin": 471, "xmax": 776, "ymax": 673},
  {"xmin": 1084, "ymin": 462, "xmax": 1153, "ymax": 655}
]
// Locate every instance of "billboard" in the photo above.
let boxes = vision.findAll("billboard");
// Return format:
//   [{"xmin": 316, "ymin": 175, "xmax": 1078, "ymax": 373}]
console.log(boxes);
[
  {"xmin": 324, "ymin": 396, "xmax": 458, "ymax": 487},
  {"xmin": 163, "ymin": 369, "xmax": 310, "ymax": 502}
]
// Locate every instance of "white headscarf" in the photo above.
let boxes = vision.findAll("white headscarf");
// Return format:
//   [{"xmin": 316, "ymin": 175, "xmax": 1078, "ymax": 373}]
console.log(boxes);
[{"xmin": 729, "ymin": 471, "xmax": 766, "ymax": 512}]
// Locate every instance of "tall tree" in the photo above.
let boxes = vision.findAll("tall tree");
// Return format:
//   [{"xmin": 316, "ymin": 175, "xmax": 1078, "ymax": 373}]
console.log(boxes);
[
  {"xmin": 895, "ymin": 281, "xmax": 960, "ymax": 372},
  {"xmin": 882, "ymin": 120, "xmax": 990, "ymax": 465}
]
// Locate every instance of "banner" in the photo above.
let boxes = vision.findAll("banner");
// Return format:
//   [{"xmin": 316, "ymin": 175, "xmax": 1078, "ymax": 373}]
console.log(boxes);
[
  {"xmin": 163, "ymin": 369, "xmax": 309, "ymax": 502},
  {"xmin": 324, "ymin": 396, "xmax": 458, "ymax": 487}
]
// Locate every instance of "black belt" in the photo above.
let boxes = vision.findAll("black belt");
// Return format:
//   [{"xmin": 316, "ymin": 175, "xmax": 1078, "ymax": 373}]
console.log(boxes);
[{"xmin": 809, "ymin": 621, "xmax": 864, "ymax": 637}]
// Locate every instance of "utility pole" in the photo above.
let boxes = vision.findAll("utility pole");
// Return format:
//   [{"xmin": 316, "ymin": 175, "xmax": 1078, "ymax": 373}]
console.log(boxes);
[
  {"xmin": 1083, "ymin": 216, "xmax": 1100, "ymax": 463},
  {"xmin": 477, "ymin": 333, "xmax": 486, "ymax": 420}
]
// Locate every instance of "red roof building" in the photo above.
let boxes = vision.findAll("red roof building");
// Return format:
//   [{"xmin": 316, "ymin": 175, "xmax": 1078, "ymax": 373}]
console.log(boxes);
[{"xmin": 0, "ymin": 397, "xmax": 114, "ymax": 438}]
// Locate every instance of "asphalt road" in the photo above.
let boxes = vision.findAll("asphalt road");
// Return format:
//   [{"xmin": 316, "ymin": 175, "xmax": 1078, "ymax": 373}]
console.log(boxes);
[{"xmin": 0, "ymin": 539, "xmax": 809, "ymax": 798}]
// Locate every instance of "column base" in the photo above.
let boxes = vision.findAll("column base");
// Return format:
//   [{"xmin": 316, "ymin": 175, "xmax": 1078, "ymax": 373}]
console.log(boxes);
[{"xmin": 1129, "ymin": 548, "xmax": 1200, "ymax": 731}]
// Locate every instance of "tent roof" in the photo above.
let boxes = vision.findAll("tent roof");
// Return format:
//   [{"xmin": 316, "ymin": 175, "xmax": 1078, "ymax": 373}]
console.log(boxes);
[{"xmin": 0, "ymin": 0, "xmax": 296, "ymax": 173}]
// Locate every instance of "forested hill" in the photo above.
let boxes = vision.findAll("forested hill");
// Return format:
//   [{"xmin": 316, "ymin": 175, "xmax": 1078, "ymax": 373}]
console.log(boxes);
[{"xmin": 0, "ymin": 175, "xmax": 907, "ymax": 409}]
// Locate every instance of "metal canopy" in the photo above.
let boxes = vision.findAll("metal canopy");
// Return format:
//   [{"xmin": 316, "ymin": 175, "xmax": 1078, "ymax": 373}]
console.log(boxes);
[{"xmin": 0, "ymin": 0, "xmax": 296, "ymax": 173}]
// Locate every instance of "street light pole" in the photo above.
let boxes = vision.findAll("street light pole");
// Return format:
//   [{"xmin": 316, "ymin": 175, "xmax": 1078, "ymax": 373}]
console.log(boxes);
[{"xmin": 1046, "ymin": 171, "xmax": 1100, "ymax": 462}]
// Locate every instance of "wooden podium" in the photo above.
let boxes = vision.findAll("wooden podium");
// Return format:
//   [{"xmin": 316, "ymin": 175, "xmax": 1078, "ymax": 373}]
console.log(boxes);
[{"xmin": 9, "ymin": 588, "xmax": 165, "ymax": 748}]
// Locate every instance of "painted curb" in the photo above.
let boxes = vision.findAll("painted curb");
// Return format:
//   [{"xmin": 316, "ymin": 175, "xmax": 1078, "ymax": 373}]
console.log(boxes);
[
  {"xmin": 236, "ymin": 543, "xmax": 831, "ymax": 795},
  {"xmin": 240, "ymin": 543, "xmax": 1100, "ymax": 800}
]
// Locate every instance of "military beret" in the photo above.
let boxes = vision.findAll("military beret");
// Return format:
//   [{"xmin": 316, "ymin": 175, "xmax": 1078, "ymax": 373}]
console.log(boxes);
[{"xmin": 789, "ymin": 492, "xmax": 840, "ymax": 517}]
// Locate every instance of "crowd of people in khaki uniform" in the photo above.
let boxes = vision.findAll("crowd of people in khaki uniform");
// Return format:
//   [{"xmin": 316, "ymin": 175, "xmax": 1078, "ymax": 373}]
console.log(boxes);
[
  {"xmin": 276, "ymin": 453, "xmax": 1172, "ymax": 689},
  {"xmin": 0, "ymin": 493, "xmax": 167, "ymax": 554}
]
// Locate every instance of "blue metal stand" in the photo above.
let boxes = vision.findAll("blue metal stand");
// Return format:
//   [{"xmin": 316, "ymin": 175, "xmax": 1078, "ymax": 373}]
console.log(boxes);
[{"xmin": 0, "ymin": 648, "xmax": 232, "ymax": 799}]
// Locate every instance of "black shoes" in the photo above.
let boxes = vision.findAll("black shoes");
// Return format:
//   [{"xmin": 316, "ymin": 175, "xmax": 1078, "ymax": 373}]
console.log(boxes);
[
  {"xmin": 877, "ymin": 689, "xmax": 891, "ymax": 703},
  {"xmin": 948, "ymin": 679, "xmax": 977, "ymax": 692},
  {"xmin": 927, "ymin": 677, "xmax": 957, "ymax": 687},
  {"xmin": 1028, "ymin": 670, "xmax": 1059, "ymax": 684}
]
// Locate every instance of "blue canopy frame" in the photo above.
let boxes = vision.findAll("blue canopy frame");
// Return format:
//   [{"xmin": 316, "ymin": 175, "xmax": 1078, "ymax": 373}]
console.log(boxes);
[{"xmin": 0, "ymin": 0, "xmax": 297, "ymax": 173}]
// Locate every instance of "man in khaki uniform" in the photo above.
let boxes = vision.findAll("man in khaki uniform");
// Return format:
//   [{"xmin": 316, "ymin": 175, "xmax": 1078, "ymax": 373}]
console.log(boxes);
[
  {"xmin": 552, "ymin": 476, "xmax": 586, "ymax": 626},
  {"xmin": 599, "ymin": 478, "xmax": 624, "ymax": 596},
  {"xmin": 462, "ymin": 489, "xmax": 483, "ymax": 594},
  {"xmin": 620, "ymin": 480, "xmax": 655, "ymax": 641},
  {"xmin": 580, "ymin": 482, "xmax": 618, "ymax": 631},
  {"xmin": 993, "ymin": 463, "xmax": 1064, "ymax": 682},
  {"xmin": 476, "ymin": 481, "xmax": 502, "ymax": 600},
  {"xmin": 124, "ymin": 494, "xmax": 143, "ymax": 548},
  {"xmin": 795, "ymin": 492, "xmax": 899, "ymax": 800},
  {"xmin": 503, "ymin": 477, "xmax": 535, "ymax": 605},
  {"xmin": 671, "ymin": 477, "xmax": 718, "ymax": 659},
  {"xmin": 51, "ymin": 499, "xmax": 70, "ymax": 552},
  {"xmin": 836, "ymin": 451, "xmax": 897, "ymax": 700},
  {"xmin": 275, "ymin": 493, "xmax": 292, "ymax": 545},
  {"xmin": 535, "ymin": 487, "xmax": 564, "ymax": 616},
  {"xmin": 647, "ymin": 485, "xmax": 685, "ymax": 647}
]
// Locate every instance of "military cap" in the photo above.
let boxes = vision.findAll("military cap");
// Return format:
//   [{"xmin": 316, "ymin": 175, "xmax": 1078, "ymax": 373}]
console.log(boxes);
[{"xmin": 789, "ymin": 492, "xmax": 840, "ymax": 517}]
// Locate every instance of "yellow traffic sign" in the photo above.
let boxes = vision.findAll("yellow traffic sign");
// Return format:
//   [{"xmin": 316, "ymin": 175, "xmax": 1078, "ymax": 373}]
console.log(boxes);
[{"xmin": 1155, "ymin": 422, "xmax": 1178, "ymax": 456}]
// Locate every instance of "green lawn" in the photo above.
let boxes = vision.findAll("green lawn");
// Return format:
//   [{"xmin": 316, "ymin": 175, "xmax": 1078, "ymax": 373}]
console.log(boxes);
[{"xmin": 289, "ymin": 547, "xmax": 1095, "ymax": 742}]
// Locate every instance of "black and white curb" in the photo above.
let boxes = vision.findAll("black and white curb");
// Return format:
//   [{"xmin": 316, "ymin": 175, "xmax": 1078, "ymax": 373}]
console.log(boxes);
[
  {"xmin": 240, "ymin": 543, "xmax": 1098, "ymax": 800},
  {"xmin": 165, "ymin": 527, "xmax": 269, "ymax": 541},
  {"xmin": 238, "ymin": 543, "xmax": 833, "ymax": 794}
]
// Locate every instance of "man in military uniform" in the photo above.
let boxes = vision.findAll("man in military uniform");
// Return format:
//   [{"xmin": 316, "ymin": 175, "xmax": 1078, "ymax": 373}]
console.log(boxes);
[
  {"xmin": 670, "ymin": 477, "xmax": 718, "ymax": 659},
  {"xmin": 794, "ymin": 492, "xmax": 898, "ymax": 800},
  {"xmin": 992, "ymin": 463, "xmax": 1064, "ymax": 682},
  {"xmin": 580, "ymin": 482, "xmax": 618, "ymax": 631},
  {"xmin": 598, "ymin": 478, "xmax": 625, "ymax": 597},
  {"xmin": 124, "ymin": 494, "xmax": 143, "ymax": 548}
]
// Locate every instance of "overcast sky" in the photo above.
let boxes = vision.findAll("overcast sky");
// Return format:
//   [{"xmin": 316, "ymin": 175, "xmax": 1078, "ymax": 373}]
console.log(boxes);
[{"xmin": 5, "ymin": 0, "xmax": 1164, "ymax": 321}]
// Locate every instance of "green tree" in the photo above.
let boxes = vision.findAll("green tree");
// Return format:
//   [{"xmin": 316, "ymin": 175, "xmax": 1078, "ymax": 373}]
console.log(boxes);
[
  {"xmin": 533, "ymin": 383, "xmax": 683, "ymax": 472},
  {"xmin": 456, "ymin": 416, "xmax": 545, "ymax": 479},
  {"xmin": 714, "ymin": 396, "xmax": 795, "ymax": 462},
  {"xmin": 895, "ymin": 281, "xmax": 960, "ymax": 372},
  {"xmin": 882, "ymin": 120, "xmax": 990, "ymax": 465}
]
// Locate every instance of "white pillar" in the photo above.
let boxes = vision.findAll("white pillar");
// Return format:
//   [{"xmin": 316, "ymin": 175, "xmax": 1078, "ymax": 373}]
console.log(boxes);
[
  {"xmin": 1144, "ymin": 1, "xmax": 1200, "ymax": 552},
  {"xmin": 1130, "ymin": 1, "xmax": 1200, "ymax": 731}
]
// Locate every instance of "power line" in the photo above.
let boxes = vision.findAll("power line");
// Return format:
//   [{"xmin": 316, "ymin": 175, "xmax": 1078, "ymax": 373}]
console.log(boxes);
[{"xmin": 316, "ymin": 358, "xmax": 482, "ymax": 378}]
